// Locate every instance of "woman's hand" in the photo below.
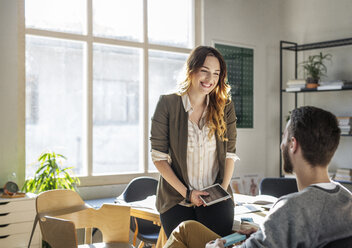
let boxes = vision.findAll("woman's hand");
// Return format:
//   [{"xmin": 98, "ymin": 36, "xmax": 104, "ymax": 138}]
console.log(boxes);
[
  {"xmin": 190, "ymin": 190, "xmax": 209, "ymax": 207},
  {"xmin": 205, "ymin": 238, "xmax": 226, "ymax": 248}
]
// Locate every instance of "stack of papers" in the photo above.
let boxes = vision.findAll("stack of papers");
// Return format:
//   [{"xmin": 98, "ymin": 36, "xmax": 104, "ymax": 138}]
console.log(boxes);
[
  {"xmin": 249, "ymin": 194, "xmax": 278, "ymax": 205},
  {"xmin": 115, "ymin": 195, "xmax": 157, "ymax": 210},
  {"xmin": 235, "ymin": 204, "xmax": 263, "ymax": 215}
]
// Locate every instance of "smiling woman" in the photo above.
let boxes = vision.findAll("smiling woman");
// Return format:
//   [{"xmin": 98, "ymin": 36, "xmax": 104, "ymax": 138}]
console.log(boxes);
[
  {"xmin": 150, "ymin": 46, "xmax": 239, "ymax": 238},
  {"xmin": 191, "ymin": 56, "xmax": 220, "ymax": 95}
]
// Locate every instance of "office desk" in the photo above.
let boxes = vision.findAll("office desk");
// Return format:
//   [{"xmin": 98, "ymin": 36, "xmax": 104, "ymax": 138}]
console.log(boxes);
[
  {"xmin": 233, "ymin": 193, "xmax": 270, "ymax": 230},
  {"xmin": 86, "ymin": 194, "xmax": 270, "ymax": 248}
]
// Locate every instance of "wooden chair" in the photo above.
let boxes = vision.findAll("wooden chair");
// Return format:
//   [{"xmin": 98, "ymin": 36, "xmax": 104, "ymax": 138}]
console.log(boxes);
[{"xmin": 35, "ymin": 189, "xmax": 134, "ymax": 248}]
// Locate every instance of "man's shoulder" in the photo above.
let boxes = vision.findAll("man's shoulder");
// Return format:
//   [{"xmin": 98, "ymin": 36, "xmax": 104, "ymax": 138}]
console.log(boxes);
[
  {"xmin": 271, "ymin": 190, "xmax": 312, "ymax": 211},
  {"xmin": 274, "ymin": 185, "xmax": 351, "ymax": 211}
]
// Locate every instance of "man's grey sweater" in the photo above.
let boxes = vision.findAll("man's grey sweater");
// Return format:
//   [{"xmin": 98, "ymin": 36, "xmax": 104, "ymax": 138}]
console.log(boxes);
[{"xmin": 241, "ymin": 183, "xmax": 352, "ymax": 248}]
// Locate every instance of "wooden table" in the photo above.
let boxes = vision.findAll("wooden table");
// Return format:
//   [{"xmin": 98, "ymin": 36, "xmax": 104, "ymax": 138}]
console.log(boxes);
[{"xmin": 233, "ymin": 193, "xmax": 270, "ymax": 230}]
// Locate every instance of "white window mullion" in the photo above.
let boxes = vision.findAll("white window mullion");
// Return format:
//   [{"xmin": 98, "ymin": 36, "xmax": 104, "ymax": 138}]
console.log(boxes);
[
  {"xmin": 194, "ymin": 0, "xmax": 202, "ymax": 46},
  {"xmin": 84, "ymin": 0, "xmax": 93, "ymax": 177},
  {"xmin": 148, "ymin": 43, "xmax": 191, "ymax": 54},
  {"xmin": 93, "ymin": 36, "xmax": 144, "ymax": 48},
  {"xmin": 142, "ymin": 0, "xmax": 149, "ymax": 173},
  {"xmin": 26, "ymin": 28, "xmax": 87, "ymax": 42}
]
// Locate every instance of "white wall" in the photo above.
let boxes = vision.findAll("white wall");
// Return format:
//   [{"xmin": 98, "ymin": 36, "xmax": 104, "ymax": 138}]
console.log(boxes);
[
  {"xmin": 203, "ymin": 0, "xmax": 352, "ymax": 180},
  {"xmin": 203, "ymin": 0, "xmax": 282, "ymax": 179},
  {"xmin": 0, "ymin": 0, "xmax": 25, "ymax": 186},
  {"xmin": 1, "ymin": 0, "xmax": 352, "ymax": 189},
  {"xmin": 280, "ymin": 0, "xmax": 352, "ymax": 172}
]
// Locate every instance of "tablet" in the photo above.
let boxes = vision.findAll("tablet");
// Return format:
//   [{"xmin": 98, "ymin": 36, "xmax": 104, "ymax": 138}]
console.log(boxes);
[
  {"xmin": 199, "ymin": 183, "xmax": 231, "ymax": 206},
  {"xmin": 222, "ymin": 232, "xmax": 246, "ymax": 247}
]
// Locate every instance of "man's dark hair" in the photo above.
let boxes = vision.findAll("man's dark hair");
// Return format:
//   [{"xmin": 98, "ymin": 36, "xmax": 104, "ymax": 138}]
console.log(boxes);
[{"xmin": 287, "ymin": 106, "xmax": 341, "ymax": 166}]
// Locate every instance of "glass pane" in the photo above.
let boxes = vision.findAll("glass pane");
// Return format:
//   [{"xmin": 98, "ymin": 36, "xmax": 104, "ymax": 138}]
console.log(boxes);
[
  {"xmin": 148, "ymin": 50, "xmax": 188, "ymax": 170},
  {"xmin": 93, "ymin": 0, "xmax": 143, "ymax": 41},
  {"xmin": 93, "ymin": 44, "xmax": 142, "ymax": 175},
  {"xmin": 26, "ymin": 35, "xmax": 84, "ymax": 178},
  {"xmin": 25, "ymin": 0, "xmax": 86, "ymax": 34},
  {"xmin": 148, "ymin": 0, "xmax": 193, "ymax": 48}
]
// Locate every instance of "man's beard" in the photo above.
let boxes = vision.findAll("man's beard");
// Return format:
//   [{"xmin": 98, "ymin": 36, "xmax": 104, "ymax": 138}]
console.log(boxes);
[{"xmin": 283, "ymin": 144, "xmax": 293, "ymax": 174}]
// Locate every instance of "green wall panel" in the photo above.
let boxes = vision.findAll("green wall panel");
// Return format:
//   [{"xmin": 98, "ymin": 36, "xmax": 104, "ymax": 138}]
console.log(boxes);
[{"xmin": 215, "ymin": 43, "xmax": 253, "ymax": 128}]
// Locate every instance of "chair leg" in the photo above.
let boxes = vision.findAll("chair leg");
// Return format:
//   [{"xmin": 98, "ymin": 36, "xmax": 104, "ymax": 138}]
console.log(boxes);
[
  {"xmin": 138, "ymin": 241, "xmax": 145, "ymax": 248},
  {"xmin": 133, "ymin": 218, "xmax": 139, "ymax": 247}
]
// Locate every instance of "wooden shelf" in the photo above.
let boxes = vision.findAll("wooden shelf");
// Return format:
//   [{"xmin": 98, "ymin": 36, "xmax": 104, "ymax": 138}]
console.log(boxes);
[
  {"xmin": 281, "ymin": 38, "xmax": 352, "ymax": 51},
  {"xmin": 279, "ymin": 37, "xmax": 352, "ymax": 176},
  {"xmin": 282, "ymin": 85, "xmax": 352, "ymax": 93}
]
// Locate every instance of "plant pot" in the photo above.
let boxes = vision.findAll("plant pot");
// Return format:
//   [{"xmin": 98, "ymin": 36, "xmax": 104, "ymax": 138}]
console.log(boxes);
[
  {"xmin": 306, "ymin": 83, "xmax": 319, "ymax": 88},
  {"xmin": 306, "ymin": 77, "xmax": 319, "ymax": 88}
]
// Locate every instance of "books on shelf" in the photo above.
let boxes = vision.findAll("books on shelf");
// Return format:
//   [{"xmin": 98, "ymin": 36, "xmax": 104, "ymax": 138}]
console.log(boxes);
[
  {"xmin": 286, "ymin": 79, "xmax": 306, "ymax": 92},
  {"xmin": 317, "ymin": 85, "xmax": 342, "ymax": 90},
  {"xmin": 286, "ymin": 79, "xmax": 306, "ymax": 86},
  {"xmin": 334, "ymin": 168, "xmax": 352, "ymax": 182},
  {"xmin": 286, "ymin": 87, "xmax": 302, "ymax": 92},
  {"xmin": 337, "ymin": 116, "xmax": 352, "ymax": 135},
  {"xmin": 337, "ymin": 116, "xmax": 352, "ymax": 126},
  {"xmin": 319, "ymin": 80, "xmax": 346, "ymax": 86},
  {"xmin": 318, "ymin": 80, "xmax": 352, "ymax": 90}
]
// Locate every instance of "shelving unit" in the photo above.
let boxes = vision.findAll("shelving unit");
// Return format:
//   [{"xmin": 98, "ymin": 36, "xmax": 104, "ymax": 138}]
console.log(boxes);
[{"xmin": 279, "ymin": 37, "xmax": 352, "ymax": 178}]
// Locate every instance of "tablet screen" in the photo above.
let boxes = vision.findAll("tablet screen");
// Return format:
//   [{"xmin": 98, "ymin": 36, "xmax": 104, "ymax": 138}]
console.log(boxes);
[{"xmin": 199, "ymin": 183, "xmax": 231, "ymax": 206}]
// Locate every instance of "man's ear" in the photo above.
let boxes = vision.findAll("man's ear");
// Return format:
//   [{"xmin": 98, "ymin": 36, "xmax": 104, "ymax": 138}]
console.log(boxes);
[{"xmin": 290, "ymin": 136, "xmax": 298, "ymax": 153}]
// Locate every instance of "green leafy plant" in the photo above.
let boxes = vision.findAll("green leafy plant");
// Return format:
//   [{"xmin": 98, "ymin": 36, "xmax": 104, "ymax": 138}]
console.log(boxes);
[
  {"xmin": 301, "ymin": 52, "xmax": 332, "ymax": 83},
  {"xmin": 23, "ymin": 151, "xmax": 80, "ymax": 248},
  {"xmin": 22, "ymin": 151, "xmax": 80, "ymax": 193}
]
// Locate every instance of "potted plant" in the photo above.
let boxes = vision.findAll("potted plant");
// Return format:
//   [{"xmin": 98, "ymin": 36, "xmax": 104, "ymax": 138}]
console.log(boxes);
[
  {"xmin": 23, "ymin": 151, "xmax": 80, "ymax": 248},
  {"xmin": 301, "ymin": 52, "xmax": 332, "ymax": 88},
  {"xmin": 22, "ymin": 151, "xmax": 80, "ymax": 193}
]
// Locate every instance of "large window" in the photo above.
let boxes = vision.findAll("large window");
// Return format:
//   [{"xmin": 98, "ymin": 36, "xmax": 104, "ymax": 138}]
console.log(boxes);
[{"xmin": 25, "ymin": 0, "xmax": 197, "ymax": 185}]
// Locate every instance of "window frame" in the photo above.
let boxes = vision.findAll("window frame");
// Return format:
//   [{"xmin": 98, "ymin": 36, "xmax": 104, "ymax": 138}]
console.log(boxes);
[{"xmin": 23, "ymin": 0, "xmax": 202, "ymax": 186}]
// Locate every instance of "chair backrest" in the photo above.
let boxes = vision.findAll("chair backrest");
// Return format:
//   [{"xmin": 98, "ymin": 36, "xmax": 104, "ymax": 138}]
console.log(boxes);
[
  {"xmin": 36, "ymin": 189, "xmax": 131, "ymax": 247},
  {"xmin": 121, "ymin": 176, "xmax": 158, "ymax": 202},
  {"xmin": 323, "ymin": 236, "xmax": 352, "ymax": 248},
  {"xmin": 36, "ymin": 188, "xmax": 85, "ymax": 214},
  {"xmin": 259, "ymin": 177, "xmax": 298, "ymax": 198},
  {"xmin": 120, "ymin": 177, "xmax": 160, "ymax": 243},
  {"xmin": 40, "ymin": 216, "xmax": 77, "ymax": 248}
]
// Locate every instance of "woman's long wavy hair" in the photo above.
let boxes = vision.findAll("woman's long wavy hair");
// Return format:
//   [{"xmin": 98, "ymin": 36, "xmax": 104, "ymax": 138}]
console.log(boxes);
[{"xmin": 177, "ymin": 46, "xmax": 231, "ymax": 141}]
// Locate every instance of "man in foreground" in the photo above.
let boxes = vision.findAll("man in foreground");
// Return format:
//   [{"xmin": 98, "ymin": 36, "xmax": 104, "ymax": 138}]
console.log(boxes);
[{"xmin": 164, "ymin": 106, "xmax": 352, "ymax": 248}]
